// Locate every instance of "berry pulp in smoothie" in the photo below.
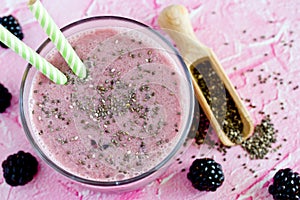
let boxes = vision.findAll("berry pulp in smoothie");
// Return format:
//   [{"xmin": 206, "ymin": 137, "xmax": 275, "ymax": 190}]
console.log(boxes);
[{"xmin": 29, "ymin": 27, "xmax": 185, "ymax": 182}]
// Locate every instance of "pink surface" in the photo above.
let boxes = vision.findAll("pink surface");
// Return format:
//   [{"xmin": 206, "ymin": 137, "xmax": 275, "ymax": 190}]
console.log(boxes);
[{"xmin": 0, "ymin": 0, "xmax": 299, "ymax": 199}]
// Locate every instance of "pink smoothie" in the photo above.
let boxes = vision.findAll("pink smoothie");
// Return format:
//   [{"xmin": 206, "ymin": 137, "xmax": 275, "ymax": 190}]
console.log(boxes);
[{"xmin": 28, "ymin": 28, "xmax": 185, "ymax": 182}]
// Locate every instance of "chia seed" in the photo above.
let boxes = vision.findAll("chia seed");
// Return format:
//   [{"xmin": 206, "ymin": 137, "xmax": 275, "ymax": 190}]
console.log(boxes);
[
  {"xmin": 191, "ymin": 59, "xmax": 244, "ymax": 144},
  {"xmin": 241, "ymin": 116, "xmax": 277, "ymax": 159}
]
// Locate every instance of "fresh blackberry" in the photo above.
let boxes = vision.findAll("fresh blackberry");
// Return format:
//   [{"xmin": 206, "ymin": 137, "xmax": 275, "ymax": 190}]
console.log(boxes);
[
  {"xmin": 2, "ymin": 151, "xmax": 38, "ymax": 186},
  {"xmin": 187, "ymin": 158, "xmax": 225, "ymax": 191},
  {"xmin": 0, "ymin": 15, "xmax": 24, "ymax": 48},
  {"xmin": 0, "ymin": 83, "xmax": 12, "ymax": 113},
  {"xmin": 269, "ymin": 168, "xmax": 300, "ymax": 200}
]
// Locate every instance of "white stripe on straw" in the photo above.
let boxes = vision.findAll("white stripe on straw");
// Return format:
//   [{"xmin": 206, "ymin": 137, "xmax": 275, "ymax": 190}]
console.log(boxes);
[
  {"xmin": 28, "ymin": 0, "xmax": 87, "ymax": 79},
  {"xmin": 0, "ymin": 24, "xmax": 67, "ymax": 85}
]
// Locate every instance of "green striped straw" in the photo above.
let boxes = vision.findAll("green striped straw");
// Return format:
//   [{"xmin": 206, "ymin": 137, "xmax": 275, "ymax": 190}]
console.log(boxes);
[
  {"xmin": 28, "ymin": 0, "xmax": 87, "ymax": 79},
  {"xmin": 0, "ymin": 24, "xmax": 67, "ymax": 85}
]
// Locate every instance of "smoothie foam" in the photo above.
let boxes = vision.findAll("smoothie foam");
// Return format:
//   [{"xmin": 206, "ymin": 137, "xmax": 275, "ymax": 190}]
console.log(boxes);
[{"xmin": 29, "ymin": 27, "xmax": 186, "ymax": 182}]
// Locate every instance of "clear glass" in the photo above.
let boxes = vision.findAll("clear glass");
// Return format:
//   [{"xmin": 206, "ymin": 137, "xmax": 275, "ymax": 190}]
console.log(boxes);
[{"xmin": 20, "ymin": 16, "xmax": 194, "ymax": 192}]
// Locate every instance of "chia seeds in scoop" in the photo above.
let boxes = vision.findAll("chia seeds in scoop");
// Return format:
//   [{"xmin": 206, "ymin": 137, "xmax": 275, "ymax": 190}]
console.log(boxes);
[{"xmin": 191, "ymin": 60, "xmax": 244, "ymax": 144}]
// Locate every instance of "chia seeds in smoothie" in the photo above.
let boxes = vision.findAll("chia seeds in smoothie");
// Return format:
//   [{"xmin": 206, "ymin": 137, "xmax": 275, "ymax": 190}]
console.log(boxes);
[{"xmin": 29, "ymin": 28, "xmax": 184, "ymax": 181}]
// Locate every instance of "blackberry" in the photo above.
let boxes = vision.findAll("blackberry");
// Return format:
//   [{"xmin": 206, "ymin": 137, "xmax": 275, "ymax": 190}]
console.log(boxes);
[
  {"xmin": 187, "ymin": 158, "xmax": 225, "ymax": 191},
  {"xmin": 2, "ymin": 151, "xmax": 38, "ymax": 186},
  {"xmin": 269, "ymin": 168, "xmax": 300, "ymax": 200},
  {"xmin": 0, "ymin": 15, "xmax": 24, "ymax": 48},
  {"xmin": 0, "ymin": 83, "xmax": 12, "ymax": 113}
]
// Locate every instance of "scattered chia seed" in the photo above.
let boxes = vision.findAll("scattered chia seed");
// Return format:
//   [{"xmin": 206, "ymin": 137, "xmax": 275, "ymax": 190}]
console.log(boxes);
[
  {"xmin": 241, "ymin": 116, "xmax": 277, "ymax": 159},
  {"xmin": 260, "ymin": 35, "xmax": 266, "ymax": 39},
  {"xmin": 293, "ymin": 85, "xmax": 299, "ymax": 90}
]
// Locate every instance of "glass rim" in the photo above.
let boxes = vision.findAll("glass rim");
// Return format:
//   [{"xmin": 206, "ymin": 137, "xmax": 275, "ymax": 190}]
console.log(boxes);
[{"xmin": 19, "ymin": 16, "xmax": 195, "ymax": 187}]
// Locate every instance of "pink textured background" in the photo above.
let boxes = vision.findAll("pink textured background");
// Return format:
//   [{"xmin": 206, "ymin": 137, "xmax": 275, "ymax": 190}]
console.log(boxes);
[{"xmin": 0, "ymin": 0, "xmax": 300, "ymax": 199}]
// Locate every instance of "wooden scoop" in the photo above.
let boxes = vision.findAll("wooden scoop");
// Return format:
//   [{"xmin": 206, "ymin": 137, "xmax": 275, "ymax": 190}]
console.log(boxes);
[{"xmin": 158, "ymin": 5, "xmax": 254, "ymax": 146}]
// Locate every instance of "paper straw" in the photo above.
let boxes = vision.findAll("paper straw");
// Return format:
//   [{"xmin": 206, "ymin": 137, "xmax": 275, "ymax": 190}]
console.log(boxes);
[
  {"xmin": 0, "ymin": 24, "xmax": 67, "ymax": 85},
  {"xmin": 28, "ymin": 0, "xmax": 87, "ymax": 79}
]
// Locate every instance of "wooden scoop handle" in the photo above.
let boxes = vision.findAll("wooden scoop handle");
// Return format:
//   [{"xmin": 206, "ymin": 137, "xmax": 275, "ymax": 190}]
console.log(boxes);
[{"xmin": 158, "ymin": 4, "xmax": 209, "ymax": 65}]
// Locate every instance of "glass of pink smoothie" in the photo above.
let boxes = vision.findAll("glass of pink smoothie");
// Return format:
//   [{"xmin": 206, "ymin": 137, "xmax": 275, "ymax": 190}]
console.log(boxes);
[{"xmin": 20, "ymin": 16, "xmax": 194, "ymax": 191}]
